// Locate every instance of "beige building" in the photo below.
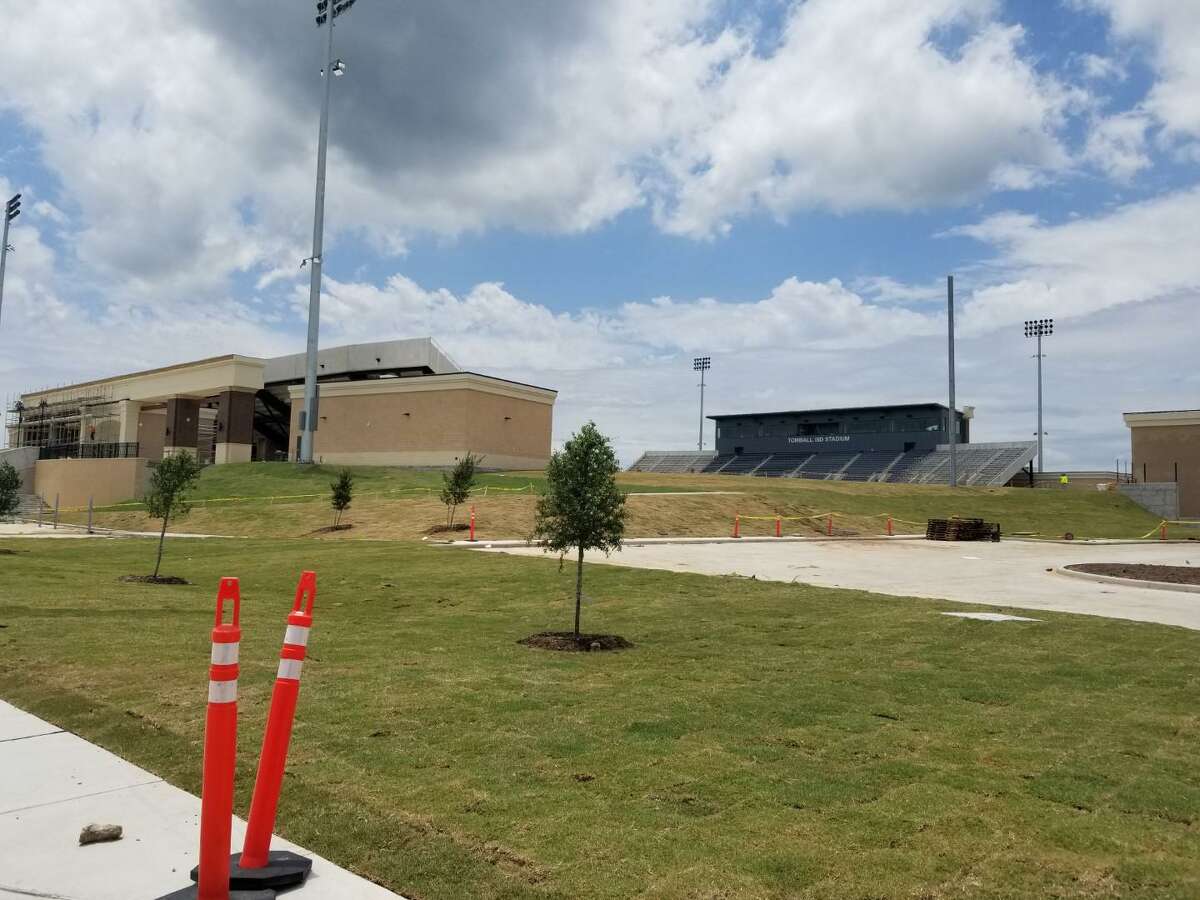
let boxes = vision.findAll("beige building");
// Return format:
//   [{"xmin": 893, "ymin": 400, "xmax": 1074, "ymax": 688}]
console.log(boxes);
[
  {"xmin": 1123, "ymin": 409, "xmax": 1199, "ymax": 518},
  {"xmin": 4, "ymin": 339, "xmax": 556, "ymax": 506}
]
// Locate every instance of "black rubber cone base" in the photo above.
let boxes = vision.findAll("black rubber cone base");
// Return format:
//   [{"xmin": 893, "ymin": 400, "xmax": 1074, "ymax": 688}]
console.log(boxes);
[
  {"xmin": 156, "ymin": 886, "xmax": 274, "ymax": 900},
  {"xmin": 188, "ymin": 850, "xmax": 313, "ymax": 890}
]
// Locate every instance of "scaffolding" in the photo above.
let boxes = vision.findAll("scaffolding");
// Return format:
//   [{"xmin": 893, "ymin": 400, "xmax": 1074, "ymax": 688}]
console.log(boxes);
[{"xmin": 5, "ymin": 384, "xmax": 128, "ymax": 456}]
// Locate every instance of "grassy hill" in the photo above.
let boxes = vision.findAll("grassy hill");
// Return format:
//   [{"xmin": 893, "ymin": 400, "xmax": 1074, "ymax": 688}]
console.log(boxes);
[{"xmin": 58, "ymin": 462, "xmax": 1177, "ymax": 541}]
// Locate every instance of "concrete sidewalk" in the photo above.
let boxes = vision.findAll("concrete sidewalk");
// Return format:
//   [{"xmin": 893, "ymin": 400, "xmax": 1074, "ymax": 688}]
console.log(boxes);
[
  {"xmin": 487, "ymin": 539, "xmax": 1200, "ymax": 630},
  {"xmin": 0, "ymin": 701, "xmax": 404, "ymax": 900}
]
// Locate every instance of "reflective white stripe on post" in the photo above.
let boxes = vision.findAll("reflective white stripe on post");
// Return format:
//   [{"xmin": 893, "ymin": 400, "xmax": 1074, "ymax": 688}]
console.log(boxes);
[
  {"xmin": 211, "ymin": 642, "xmax": 240, "ymax": 665},
  {"xmin": 208, "ymin": 680, "xmax": 238, "ymax": 704},
  {"xmin": 283, "ymin": 625, "xmax": 310, "ymax": 647},
  {"xmin": 277, "ymin": 659, "xmax": 303, "ymax": 681}
]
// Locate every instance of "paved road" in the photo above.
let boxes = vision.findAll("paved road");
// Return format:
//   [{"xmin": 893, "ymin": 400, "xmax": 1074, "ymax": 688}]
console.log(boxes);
[
  {"xmin": 0, "ymin": 701, "xmax": 404, "ymax": 900},
  {"xmin": 491, "ymin": 539, "xmax": 1200, "ymax": 630}
]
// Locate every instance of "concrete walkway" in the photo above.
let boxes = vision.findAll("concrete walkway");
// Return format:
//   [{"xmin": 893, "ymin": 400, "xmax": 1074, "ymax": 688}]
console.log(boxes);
[
  {"xmin": 0, "ymin": 522, "xmax": 223, "ymax": 539},
  {"xmin": 488, "ymin": 539, "xmax": 1200, "ymax": 630},
  {"xmin": 0, "ymin": 701, "xmax": 404, "ymax": 900}
]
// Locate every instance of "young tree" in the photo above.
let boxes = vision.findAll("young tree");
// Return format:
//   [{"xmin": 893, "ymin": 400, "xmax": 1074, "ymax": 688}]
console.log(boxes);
[
  {"xmin": 532, "ymin": 422, "xmax": 626, "ymax": 636},
  {"xmin": 144, "ymin": 452, "xmax": 203, "ymax": 579},
  {"xmin": 330, "ymin": 468, "xmax": 354, "ymax": 527},
  {"xmin": 440, "ymin": 452, "xmax": 479, "ymax": 528},
  {"xmin": 0, "ymin": 460, "xmax": 22, "ymax": 520}
]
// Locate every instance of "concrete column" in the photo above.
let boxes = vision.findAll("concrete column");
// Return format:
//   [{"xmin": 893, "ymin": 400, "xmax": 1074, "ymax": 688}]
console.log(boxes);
[
  {"xmin": 163, "ymin": 397, "xmax": 201, "ymax": 458},
  {"xmin": 214, "ymin": 389, "xmax": 256, "ymax": 464},
  {"xmin": 117, "ymin": 400, "xmax": 142, "ymax": 445}
]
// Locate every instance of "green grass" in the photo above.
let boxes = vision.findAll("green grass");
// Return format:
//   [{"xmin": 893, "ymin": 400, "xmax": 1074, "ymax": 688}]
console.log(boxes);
[
  {"xmin": 83, "ymin": 463, "xmax": 705, "ymax": 512},
  {"xmin": 3, "ymin": 537, "xmax": 1199, "ymax": 898},
  {"xmin": 74, "ymin": 462, "xmax": 1175, "ymax": 541}
]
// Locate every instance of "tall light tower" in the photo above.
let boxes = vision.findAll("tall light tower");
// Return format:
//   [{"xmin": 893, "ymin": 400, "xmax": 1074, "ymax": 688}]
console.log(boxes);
[
  {"xmin": 298, "ymin": 0, "xmax": 357, "ymax": 464},
  {"xmin": 693, "ymin": 356, "xmax": 711, "ymax": 451},
  {"xmin": 0, "ymin": 193, "xmax": 20, "ymax": 330},
  {"xmin": 947, "ymin": 275, "xmax": 957, "ymax": 488},
  {"xmin": 1024, "ymin": 318, "xmax": 1053, "ymax": 472}
]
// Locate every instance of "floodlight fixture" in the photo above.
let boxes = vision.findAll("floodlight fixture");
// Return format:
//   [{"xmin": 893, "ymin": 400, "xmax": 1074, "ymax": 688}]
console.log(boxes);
[
  {"xmin": 1023, "ymin": 317, "xmax": 1055, "ymax": 472},
  {"xmin": 4, "ymin": 194, "xmax": 19, "ymax": 223},
  {"xmin": 693, "ymin": 356, "xmax": 710, "ymax": 372}
]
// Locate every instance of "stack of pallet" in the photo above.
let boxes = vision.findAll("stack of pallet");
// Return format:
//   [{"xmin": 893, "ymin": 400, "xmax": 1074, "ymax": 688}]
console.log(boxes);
[{"xmin": 925, "ymin": 517, "xmax": 1001, "ymax": 542}]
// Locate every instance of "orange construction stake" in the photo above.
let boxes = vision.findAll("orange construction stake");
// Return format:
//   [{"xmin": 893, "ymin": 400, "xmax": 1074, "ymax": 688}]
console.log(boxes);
[
  {"xmin": 732, "ymin": 514, "xmax": 741, "ymax": 538},
  {"xmin": 1160, "ymin": 523, "xmax": 1168, "ymax": 541},
  {"xmin": 775, "ymin": 516, "xmax": 782, "ymax": 538},
  {"xmin": 469, "ymin": 505, "xmax": 476, "ymax": 542},
  {"xmin": 826, "ymin": 515, "xmax": 833, "ymax": 537},
  {"xmin": 886, "ymin": 515, "xmax": 894, "ymax": 537}
]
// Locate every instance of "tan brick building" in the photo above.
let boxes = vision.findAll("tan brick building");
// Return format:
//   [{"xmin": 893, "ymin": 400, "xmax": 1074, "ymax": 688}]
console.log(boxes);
[
  {"xmin": 4, "ymin": 339, "xmax": 556, "ymax": 505},
  {"xmin": 1123, "ymin": 409, "xmax": 1199, "ymax": 518}
]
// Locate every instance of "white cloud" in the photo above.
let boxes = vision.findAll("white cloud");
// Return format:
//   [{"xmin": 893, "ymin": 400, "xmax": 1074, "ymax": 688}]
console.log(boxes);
[
  {"xmin": 1082, "ymin": 111, "xmax": 1153, "ymax": 180},
  {"xmin": 654, "ymin": 0, "xmax": 1075, "ymax": 236},
  {"xmin": 1082, "ymin": 1, "xmax": 1200, "ymax": 148},
  {"xmin": 952, "ymin": 186, "xmax": 1200, "ymax": 333},
  {"xmin": 0, "ymin": 0, "xmax": 1081, "ymax": 298}
]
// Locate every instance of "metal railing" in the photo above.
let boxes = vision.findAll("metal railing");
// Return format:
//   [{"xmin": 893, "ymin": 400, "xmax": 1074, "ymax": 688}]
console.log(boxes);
[{"xmin": 37, "ymin": 441, "xmax": 140, "ymax": 460}]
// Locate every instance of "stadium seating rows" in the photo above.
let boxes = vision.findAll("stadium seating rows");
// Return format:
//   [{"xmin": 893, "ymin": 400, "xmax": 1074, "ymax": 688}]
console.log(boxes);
[{"xmin": 629, "ymin": 442, "xmax": 1036, "ymax": 487}]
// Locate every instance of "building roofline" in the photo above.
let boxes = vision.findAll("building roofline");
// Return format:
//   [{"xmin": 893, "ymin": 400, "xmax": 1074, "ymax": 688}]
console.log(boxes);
[
  {"xmin": 707, "ymin": 402, "xmax": 950, "ymax": 421},
  {"xmin": 20, "ymin": 354, "xmax": 265, "ymax": 401}
]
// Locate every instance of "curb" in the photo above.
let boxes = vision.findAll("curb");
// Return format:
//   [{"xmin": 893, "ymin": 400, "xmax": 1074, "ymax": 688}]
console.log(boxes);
[
  {"xmin": 438, "ymin": 534, "xmax": 926, "ymax": 549},
  {"xmin": 1054, "ymin": 566, "xmax": 1200, "ymax": 594}
]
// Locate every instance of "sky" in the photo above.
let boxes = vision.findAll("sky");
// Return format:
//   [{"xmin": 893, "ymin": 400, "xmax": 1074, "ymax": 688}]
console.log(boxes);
[{"xmin": 0, "ymin": 0, "xmax": 1196, "ymax": 466}]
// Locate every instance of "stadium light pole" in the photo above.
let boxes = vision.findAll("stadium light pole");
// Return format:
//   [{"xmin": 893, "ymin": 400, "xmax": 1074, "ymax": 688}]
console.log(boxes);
[
  {"xmin": 693, "ymin": 356, "xmax": 711, "ymax": 451},
  {"xmin": 0, "ymin": 193, "xmax": 20, "ymax": 331},
  {"xmin": 1024, "ymin": 318, "xmax": 1053, "ymax": 473},
  {"xmin": 299, "ymin": 0, "xmax": 357, "ymax": 464},
  {"xmin": 947, "ymin": 275, "xmax": 957, "ymax": 488}
]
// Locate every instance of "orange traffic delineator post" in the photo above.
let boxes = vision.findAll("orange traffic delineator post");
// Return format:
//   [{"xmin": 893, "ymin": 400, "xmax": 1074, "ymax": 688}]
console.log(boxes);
[
  {"xmin": 160, "ymin": 578, "xmax": 274, "ymax": 900},
  {"xmin": 886, "ymin": 515, "xmax": 894, "ymax": 537},
  {"xmin": 826, "ymin": 515, "xmax": 833, "ymax": 537},
  {"xmin": 1160, "ymin": 523, "xmax": 1168, "ymax": 541},
  {"xmin": 469, "ymin": 505, "xmax": 476, "ymax": 542},
  {"xmin": 203, "ymin": 572, "xmax": 317, "ymax": 892},
  {"xmin": 775, "ymin": 516, "xmax": 782, "ymax": 538},
  {"xmin": 732, "ymin": 514, "xmax": 741, "ymax": 538}
]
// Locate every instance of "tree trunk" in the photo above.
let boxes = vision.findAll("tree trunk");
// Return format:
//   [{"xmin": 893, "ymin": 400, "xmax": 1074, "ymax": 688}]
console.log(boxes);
[
  {"xmin": 153, "ymin": 514, "xmax": 168, "ymax": 578},
  {"xmin": 574, "ymin": 545, "xmax": 583, "ymax": 636}
]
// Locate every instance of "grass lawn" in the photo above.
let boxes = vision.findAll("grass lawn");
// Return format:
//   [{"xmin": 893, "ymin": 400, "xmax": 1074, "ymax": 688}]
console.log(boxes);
[
  {"xmin": 60, "ymin": 463, "xmax": 1176, "ymax": 542},
  {"xmin": 3, "ymin": 537, "xmax": 1199, "ymax": 898}
]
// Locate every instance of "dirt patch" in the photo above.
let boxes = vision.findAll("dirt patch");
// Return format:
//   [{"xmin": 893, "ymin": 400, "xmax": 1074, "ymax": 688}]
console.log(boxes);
[
  {"xmin": 308, "ymin": 523, "xmax": 353, "ymax": 535},
  {"xmin": 518, "ymin": 631, "xmax": 633, "ymax": 652},
  {"xmin": 424, "ymin": 523, "xmax": 470, "ymax": 535},
  {"xmin": 119, "ymin": 575, "xmax": 191, "ymax": 585},
  {"xmin": 1066, "ymin": 563, "xmax": 1200, "ymax": 586},
  {"xmin": 0, "ymin": 548, "xmax": 18, "ymax": 555}
]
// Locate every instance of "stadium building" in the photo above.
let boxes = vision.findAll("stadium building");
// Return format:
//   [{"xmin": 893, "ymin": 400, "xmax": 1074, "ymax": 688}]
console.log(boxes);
[
  {"xmin": 631, "ymin": 402, "xmax": 1037, "ymax": 486},
  {"xmin": 3, "ymin": 338, "xmax": 556, "ymax": 506}
]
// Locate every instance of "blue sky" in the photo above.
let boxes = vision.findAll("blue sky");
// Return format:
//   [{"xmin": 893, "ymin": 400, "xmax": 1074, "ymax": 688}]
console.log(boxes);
[{"xmin": 1, "ymin": 0, "xmax": 1197, "ymax": 465}]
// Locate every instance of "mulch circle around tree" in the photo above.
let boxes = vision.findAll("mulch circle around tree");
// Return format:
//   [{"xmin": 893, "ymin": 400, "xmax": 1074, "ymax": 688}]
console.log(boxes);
[
  {"xmin": 424, "ymin": 523, "xmax": 469, "ymax": 535},
  {"xmin": 518, "ymin": 631, "xmax": 634, "ymax": 652},
  {"xmin": 1066, "ymin": 563, "xmax": 1200, "ymax": 586},
  {"xmin": 118, "ymin": 575, "xmax": 190, "ymax": 585},
  {"xmin": 308, "ymin": 523, "xmax": 354, "ymax": 535}
]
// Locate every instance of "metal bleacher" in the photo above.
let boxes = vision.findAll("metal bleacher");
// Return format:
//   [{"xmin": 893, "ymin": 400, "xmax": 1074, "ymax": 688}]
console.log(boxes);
[
  {"xmin": 836, "ymin": 450, "xmax": 900, "ymax": 481},
  {"xmin": 627, "ymin": 450, "xmax": 716, "ymax": 473},
  {"xmin": 754, "ymin": 452, "xmax": 813, "ymax": 477}
]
